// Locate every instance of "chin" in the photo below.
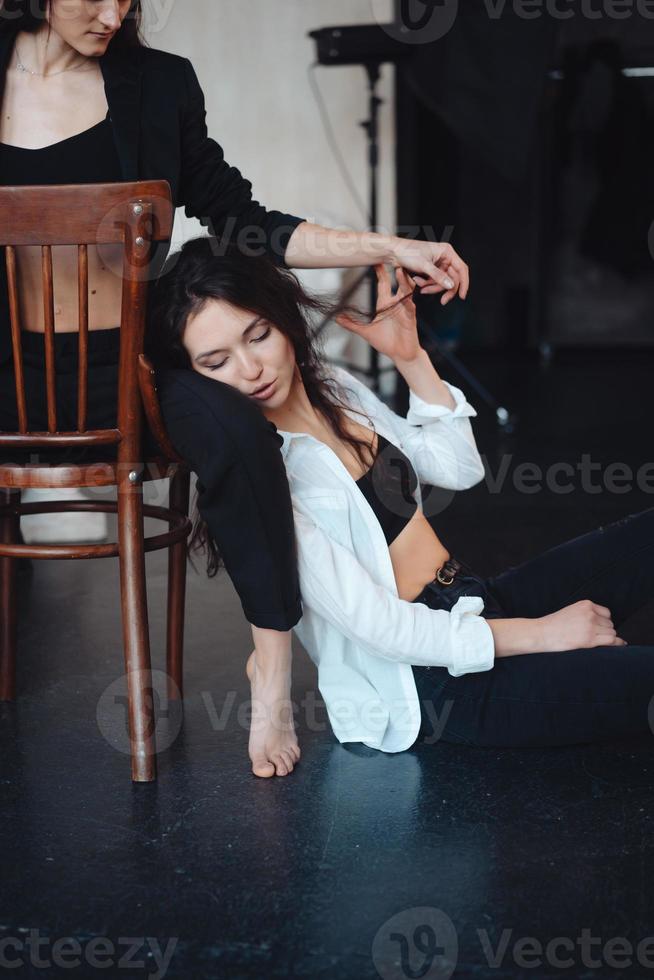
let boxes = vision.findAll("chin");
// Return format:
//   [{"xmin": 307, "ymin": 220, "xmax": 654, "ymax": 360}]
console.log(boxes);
[
  {"xmin": 260, "ymin": 391, "xmax": 286, "ymax": 411},
  {"xmin": 85, "ymin": 34, "xmax": 113, "ymax": 47},
  {"xmin": 77, "ymin": 39, "xmax": 104, "ymax": 53},
  {"xmin": 261, "ymin": 380, "xmax": 291, "ymax": 411}
]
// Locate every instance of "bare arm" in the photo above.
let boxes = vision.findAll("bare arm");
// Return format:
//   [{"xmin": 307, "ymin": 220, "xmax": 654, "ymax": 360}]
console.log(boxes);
[
  {"xmin": 484, "ymin": 618, "xmax": 542, "ymax": 658},
  {"xmin": 284, "ymin": 222, "xmax": 469, "ymax": 303},
  {"xmin": 394, "ymin": 348, "xmax": 458, "ymax": 410},
  {"xmin": 485, "ymin": 600, "xmax": 627, "ymax": 659}
]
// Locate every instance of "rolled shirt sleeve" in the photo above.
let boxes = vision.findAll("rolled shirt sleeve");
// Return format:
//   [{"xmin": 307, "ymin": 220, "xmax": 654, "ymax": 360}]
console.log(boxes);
[
  {"xmin": 406, "ymin": 380, "xmax": 478, "ymax": 424},
  {"xmin": 332, "ymin": 367, "xmax": 487, "ymax": 491}
]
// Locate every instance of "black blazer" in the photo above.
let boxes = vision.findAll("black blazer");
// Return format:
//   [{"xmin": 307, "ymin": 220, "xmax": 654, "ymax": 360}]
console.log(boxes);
[{"xmin": 0, "ymin": 33, "xmax": 305, "ymax": 363}]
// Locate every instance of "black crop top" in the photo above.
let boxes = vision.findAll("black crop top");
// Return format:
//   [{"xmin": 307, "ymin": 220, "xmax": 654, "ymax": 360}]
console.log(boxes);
[
  {"xmin": 0, "ymin": 111, "xmax": 123, "ymax": 185},
  {"xmin": 356, "ymin": 432, "xmax": 419, "ymax": 545}
]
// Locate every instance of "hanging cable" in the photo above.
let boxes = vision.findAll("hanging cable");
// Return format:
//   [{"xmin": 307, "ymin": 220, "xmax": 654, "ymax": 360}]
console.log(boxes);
[{"xmin": 307, "ymin": 62, "xmax": 370, "ymax": 225}]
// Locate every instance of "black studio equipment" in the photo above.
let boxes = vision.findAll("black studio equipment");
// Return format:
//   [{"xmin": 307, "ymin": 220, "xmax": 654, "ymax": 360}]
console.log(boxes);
[
  {"xmin": 535, "ymin": 36, "xmax": 654, "ymax": 360},
  {"xmin": 310, "ymin": 7, "xmax": 514, "ymax": 431},
  {"xmin": 395, "ymin": 3, "xmax": 654, "ymax": 363},
  {"xmin": 309, "ymin": 22, "xmax": 409, "ymax": 395},
  {"xmin": 309, "ymin": 24, "xmax": 409, "ymax": 68}
]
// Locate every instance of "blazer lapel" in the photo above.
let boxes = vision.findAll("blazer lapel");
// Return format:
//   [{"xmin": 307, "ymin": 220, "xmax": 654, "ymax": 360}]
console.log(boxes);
[
  {"xmin": 0, "ymin": 32, "xmax": 14, "ymax": 107},
  {"xmin": 99, "ymin": 45, "xmax": 143, "ymax": 181},
  {"xmin": 0, "ymin": 32, "xmax": 142, "ymax": 181}
]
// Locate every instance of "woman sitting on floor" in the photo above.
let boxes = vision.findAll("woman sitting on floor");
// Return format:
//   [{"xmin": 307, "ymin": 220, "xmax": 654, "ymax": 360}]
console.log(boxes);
[{"xmin": 147, "ymin": 238, "xmax": 654, "ymax": 772}]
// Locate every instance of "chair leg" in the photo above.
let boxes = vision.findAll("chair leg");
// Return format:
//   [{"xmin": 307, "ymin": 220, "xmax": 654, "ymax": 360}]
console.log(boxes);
[
  {"xmin": 0, "ymin": 489, "xmax": 20, "ymax": 701},
  {"xmin": 166, "ymin": 468, "xmax": 190, "ymax": 701},
  {"xmin": 117, "ymin": 479, "xmax": 157, "ymax": 782}
]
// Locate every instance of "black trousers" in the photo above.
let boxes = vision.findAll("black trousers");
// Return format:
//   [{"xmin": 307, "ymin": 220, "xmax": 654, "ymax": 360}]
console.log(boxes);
[
  {"xmin": 0, "ymin": 328, "xmax": 302, "ymax": 630},
  {"xmin": 411, "ymin": 507, "xmax": 654, "ymax": 748}
]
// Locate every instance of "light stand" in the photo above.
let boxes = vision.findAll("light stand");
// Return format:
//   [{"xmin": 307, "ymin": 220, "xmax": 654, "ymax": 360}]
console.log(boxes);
[
  {"xmin": 309, "ymin": 22, "xmax": 515, "ymax": 429},
  {"xmin": 361, "ymin": 62, "xmax": 383, "ymax": 393},
  {"xmin": 316, "ymin": 61, "xmax": 396, "ymax": 394}
]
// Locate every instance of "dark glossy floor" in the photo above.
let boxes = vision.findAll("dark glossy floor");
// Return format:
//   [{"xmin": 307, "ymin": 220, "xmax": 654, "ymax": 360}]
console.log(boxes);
[{"xmin": 2, "ymin": 347, "xmax": 654, "ymax": 980}]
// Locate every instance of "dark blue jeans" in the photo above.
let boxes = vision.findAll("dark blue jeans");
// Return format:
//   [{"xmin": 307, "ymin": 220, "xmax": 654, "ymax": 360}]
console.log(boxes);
[{"xmin": 411, "ymin": 507, "xmax": 654, "ymax": 748}]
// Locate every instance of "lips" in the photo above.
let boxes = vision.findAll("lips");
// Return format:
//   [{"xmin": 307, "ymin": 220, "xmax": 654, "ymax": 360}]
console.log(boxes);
[{"xmin": 251, "ymin": 380, "xmax": 276, "ymax": 400}]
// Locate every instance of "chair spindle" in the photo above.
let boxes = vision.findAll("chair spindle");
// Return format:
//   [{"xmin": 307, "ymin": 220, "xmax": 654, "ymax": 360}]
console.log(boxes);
[
  {"xmin": 5, "ymin": 246, "xmax": 28, "ymax": 433},
  {"xmin": 41, "ymin": 245, "xmax": 57, "ymax": 433},
  {"xmin": 77, "ymin": 244, "xmax": 89, "ymax": 433}
]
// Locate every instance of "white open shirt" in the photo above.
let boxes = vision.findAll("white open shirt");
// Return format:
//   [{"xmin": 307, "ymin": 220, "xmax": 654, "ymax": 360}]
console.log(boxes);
[{"xmin": 277, "ymin": 364, "xmax": 496, "ymax": 752}]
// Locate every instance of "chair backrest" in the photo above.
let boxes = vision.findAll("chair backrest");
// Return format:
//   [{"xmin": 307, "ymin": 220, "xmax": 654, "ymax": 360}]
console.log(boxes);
[{"xmin": 0, "ymin": 181, "xmax": 173, "ymax": 468}]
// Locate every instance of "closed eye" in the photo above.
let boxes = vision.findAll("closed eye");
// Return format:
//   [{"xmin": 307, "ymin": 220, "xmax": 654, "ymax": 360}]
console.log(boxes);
[{"xmin": 206, "ymin": 326, "xmax": 272, "ymax": 371}]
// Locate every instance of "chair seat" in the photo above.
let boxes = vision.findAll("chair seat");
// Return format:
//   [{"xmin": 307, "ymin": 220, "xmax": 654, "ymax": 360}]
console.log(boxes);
[{"xmin": 0, "ymin": 457, "xmax": 187, "ymax": 490}]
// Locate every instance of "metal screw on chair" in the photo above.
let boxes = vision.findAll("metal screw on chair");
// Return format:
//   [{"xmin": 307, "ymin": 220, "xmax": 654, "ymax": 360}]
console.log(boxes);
[
  {"xmin": 133, "ymin": 204, "xmax": 144, "ymax": 215},
  {"xmin": 135, "ymin": 236, "xmax": 145, "ymax": 247},
  {"xmin": 128, "ymin": 470, "xmax": 141, "ymax": 483}
]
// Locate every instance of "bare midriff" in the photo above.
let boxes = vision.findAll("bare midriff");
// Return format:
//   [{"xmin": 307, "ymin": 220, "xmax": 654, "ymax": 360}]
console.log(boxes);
[
  {"xmin": 10, "ymin": 244, "xmax": 125, "ymax": 333},
  {"xmin": 387, "ymin": 507, "xmax": 451, "ymax": 601}
]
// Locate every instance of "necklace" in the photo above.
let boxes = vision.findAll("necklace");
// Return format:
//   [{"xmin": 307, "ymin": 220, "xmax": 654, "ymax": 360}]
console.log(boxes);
[{"xmin": 14, "ymin": 42, "xmax": 96, "ymax": 77}]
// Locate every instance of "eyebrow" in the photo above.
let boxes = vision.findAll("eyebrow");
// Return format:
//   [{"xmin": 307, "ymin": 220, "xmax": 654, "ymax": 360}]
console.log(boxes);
[{"xmin": 195, "ymin": 316, "xmax": 263, "ymax": 361}]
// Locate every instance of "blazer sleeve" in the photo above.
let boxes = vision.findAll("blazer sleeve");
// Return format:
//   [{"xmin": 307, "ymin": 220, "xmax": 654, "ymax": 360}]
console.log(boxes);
[
  {"xmin": 329, "ymin": 365, "xmax": 487, "ymax": 491},
  {"xmin": 177, "ymin": 58, "xmax": 306, "ymax": 267},
  {"xmin": 292, "ymin": 508, "xmax": 496, "ymax": 676}
]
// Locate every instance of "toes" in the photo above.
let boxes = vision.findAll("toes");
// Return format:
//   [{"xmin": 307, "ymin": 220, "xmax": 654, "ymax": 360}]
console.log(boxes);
[
  {"xmin": 251, "ymin": 757, "xmax": 275, "ymax": 778},
  {"xmin": 251, "ymin": 742, "xmax": 301, "ymax": 777},
  {"xmin": 273, "ymin": 752, "xmax": 293, "ymax": 776}
]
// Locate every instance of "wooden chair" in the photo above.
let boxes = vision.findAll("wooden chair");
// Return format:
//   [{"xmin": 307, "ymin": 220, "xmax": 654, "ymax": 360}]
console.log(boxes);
[{"xmin": 0, "ymin": 181, "xmax": 192, "ymax": 782}]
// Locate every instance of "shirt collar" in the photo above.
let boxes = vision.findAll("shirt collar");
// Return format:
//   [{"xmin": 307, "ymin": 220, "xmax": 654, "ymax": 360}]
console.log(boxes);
[
  {"xmin": 276, "ymin": 428, "xmax": 310, "ymax": 462},
  {"xmin": 275, "ymin": 407, "xmax": 377, "ymax": 464}
]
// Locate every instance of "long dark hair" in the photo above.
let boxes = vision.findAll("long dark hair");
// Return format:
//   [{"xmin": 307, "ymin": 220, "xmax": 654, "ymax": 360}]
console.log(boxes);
[
  {"xmin": 147, "ymin": 238, "xmax": 377, "ymax": 577},
  {"xmin": 0, "ymin": 0, "xmax": 146, "ymax": 50}
]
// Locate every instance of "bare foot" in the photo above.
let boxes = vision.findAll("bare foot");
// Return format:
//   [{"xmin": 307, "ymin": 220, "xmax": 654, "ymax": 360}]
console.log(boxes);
[{"xmin": 246, "ymin": 651, "xmax": 301, "ymax": 778}]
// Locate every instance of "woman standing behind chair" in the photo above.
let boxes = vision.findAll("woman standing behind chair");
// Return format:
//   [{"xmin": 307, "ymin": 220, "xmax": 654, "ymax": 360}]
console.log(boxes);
[{"xmin": 0, "ymin": 0, "xmax": 471, "ymax": 778}]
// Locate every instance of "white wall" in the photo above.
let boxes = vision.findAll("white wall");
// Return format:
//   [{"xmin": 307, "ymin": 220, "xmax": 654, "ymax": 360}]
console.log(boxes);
[
  {"xmin": 143, "ymin": 0, "xmax": 395, "ymax": 242},
  {"xmin": 143, "ymin": 0, "xmax": 397, "ymax": 375}
]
